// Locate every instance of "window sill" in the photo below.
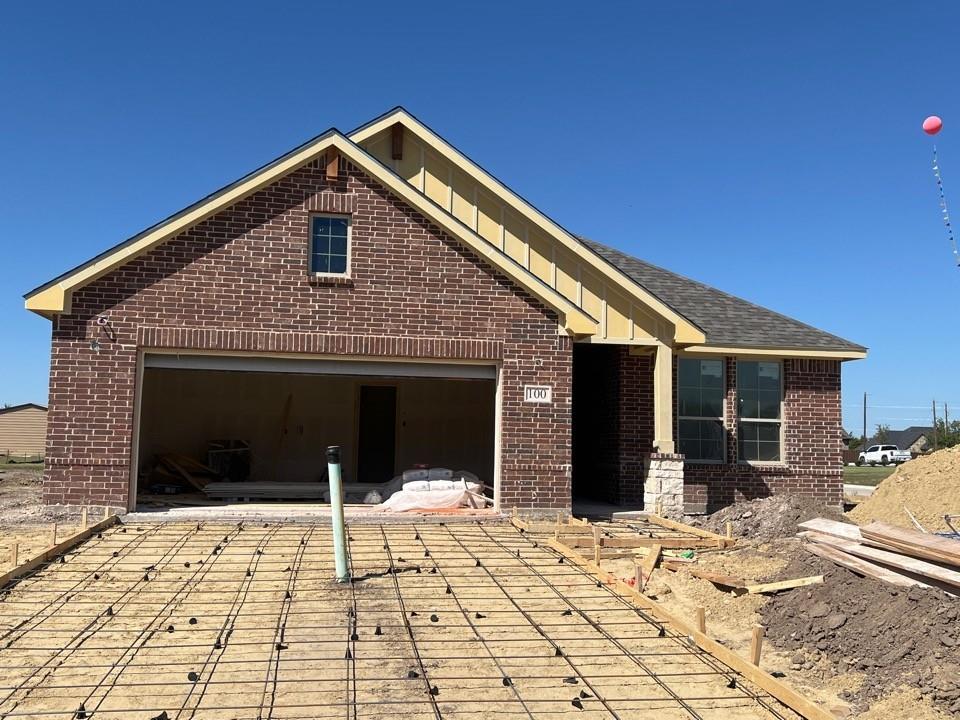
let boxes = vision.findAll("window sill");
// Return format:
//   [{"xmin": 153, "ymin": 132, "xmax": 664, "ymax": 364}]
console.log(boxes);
[
  {"xmin": 308, "ymin": 274, "xmax": 354, "ymax": 288},
  {"xmin": 737, "ymin": 461, "xmax": 788, "ymax": 470}
]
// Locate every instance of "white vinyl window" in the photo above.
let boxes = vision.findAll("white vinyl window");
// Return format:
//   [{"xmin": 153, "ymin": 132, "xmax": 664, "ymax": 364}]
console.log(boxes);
[
  {"xmin": 310, "ymin": 215, "xmax": 350, "ymax": 275},
  {"xmin": 677, "ymin": 358, "xmax": 725, "ymax": 462},
  {"xmin": 737, "ymin": 360, "xmax": 783, "ymax": 462}
]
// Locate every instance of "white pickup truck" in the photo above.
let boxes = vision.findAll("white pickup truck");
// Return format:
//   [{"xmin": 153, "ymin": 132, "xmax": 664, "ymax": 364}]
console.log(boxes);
[{"xmin": 857, "ymin": 444, "xmax": 912, "ymax": 466}]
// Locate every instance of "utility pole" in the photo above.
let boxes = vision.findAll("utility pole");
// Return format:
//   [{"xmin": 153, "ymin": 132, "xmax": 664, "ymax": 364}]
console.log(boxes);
[
  {"xmin": 932, "ymin": 400, "xmax": 939, "ymax": 451},
  {"xmin": 862, "ymin": 392, "xmax": 867, "ymax": 450}
]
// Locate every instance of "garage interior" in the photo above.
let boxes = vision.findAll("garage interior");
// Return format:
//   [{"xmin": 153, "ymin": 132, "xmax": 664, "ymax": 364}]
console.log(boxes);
[{"xmin": 135, "ymin": 355, "xmax": 496, "ymax": 507}]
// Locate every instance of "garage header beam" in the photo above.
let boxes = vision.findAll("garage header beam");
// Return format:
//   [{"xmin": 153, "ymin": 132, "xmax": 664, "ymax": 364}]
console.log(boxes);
[{"xmin": 143, "ymin": 353, "xmax": 497, "ymax": 380}]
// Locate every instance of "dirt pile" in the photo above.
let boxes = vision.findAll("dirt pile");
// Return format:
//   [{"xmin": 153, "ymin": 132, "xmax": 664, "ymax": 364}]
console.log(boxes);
[
  {"xmin": 762, "ymin": 552, "xmax": 960, "ymax": 715},
  {"xmin": 848, "ymin": 446, "xmax": 960, "ymax": 531},
  {"xmin": 692, "ymin": 494, "xmax": 847, "ymax": 541}
]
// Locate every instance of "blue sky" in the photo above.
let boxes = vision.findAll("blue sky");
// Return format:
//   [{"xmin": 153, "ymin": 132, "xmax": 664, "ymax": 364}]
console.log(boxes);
[{"xmin": 1, "ymin": 2, "xmax": 957, "ymax": 434}]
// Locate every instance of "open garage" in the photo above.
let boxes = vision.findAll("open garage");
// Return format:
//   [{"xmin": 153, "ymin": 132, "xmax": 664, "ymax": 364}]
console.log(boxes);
[{"xmin": 134, "ymin": 354, "xmax": 497, "ymax": 507}]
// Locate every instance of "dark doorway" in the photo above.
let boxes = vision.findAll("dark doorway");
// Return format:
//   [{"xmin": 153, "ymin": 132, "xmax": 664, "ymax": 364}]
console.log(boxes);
[{"xmin": 357, "ymin": 385, "xmax": 397, "ymax": 483}]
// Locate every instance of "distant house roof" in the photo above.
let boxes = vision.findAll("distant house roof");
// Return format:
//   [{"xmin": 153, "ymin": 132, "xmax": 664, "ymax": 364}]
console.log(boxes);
[
  {"xmin": 867, "ymin": 426, "xmax": 933, "ymax": 449},
  {"xmin": 581, "ymin": 238, "xmax": 866, "ymax": 353},
  {"xmin": 0, "ymin": 403, "xmax": 47, "ymax": 416}
]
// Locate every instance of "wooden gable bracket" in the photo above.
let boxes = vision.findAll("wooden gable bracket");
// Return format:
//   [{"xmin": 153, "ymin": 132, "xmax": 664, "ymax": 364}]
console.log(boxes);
[
  {"xmin": 391, "ymin": 122, "xmax": 403, "ymax": 160},
  {"xmin": 326, "ymin": 149, "xmax": 340, "ymax": 182}
]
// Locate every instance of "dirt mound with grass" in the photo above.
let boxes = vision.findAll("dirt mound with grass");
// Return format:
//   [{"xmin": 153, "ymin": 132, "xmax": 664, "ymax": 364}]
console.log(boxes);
[
  {"xmin": 848, "ymin": 446, "xmax": 960, "ymax": 532},
  {"xmin": 692, "ymin": 494, "xmax": 847, "ymax": 541},
  {"xmin": 761, "ymin": 551, "xmax": 960, "ymax": 716}
]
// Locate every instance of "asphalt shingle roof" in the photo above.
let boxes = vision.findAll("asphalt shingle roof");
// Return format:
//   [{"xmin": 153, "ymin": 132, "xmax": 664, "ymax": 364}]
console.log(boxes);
[{"xmin": 580, "ymin": 238, "xmax": 865, "ymax": 352}]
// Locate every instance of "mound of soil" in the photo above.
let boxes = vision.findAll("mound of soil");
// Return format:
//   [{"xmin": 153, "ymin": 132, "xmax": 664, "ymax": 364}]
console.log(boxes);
[
  {"xmin": 762, "ymin": 552, "xmax": 960, "ymax": 715},
  {"xmin": 849, "ymin": 446, "xmax": 960, "ymax": 531},
  {"xmin": 693, "ymin": 494, "xmax": 847, "ymax": 541}
]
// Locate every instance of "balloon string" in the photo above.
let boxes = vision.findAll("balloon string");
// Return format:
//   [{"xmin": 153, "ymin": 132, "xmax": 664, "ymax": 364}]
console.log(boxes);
[{"xmin": 933, "ymin": 145, "xmax": 960, "ymax": 266}]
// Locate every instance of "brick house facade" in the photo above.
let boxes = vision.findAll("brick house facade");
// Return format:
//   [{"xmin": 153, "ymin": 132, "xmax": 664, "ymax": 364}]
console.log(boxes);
[
  {"xmin": 27, "ymin": 109, "xmax": 864, "ymax": 514},
  {"xmin": 44, "ymin": 159, "xmax": 572, "ymax": 510}
]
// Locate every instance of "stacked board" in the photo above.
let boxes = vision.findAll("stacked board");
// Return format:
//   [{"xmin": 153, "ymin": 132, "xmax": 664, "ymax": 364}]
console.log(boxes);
[{"xmin": 798, "ymin": 518, "xmax": 960, "ymax": 596}]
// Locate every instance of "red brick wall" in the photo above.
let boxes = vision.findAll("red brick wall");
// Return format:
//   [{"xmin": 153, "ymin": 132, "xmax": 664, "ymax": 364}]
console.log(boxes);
[
  {"xmin": 43, "ymin": 158, "xmax": 572, "ymax": 510},
  {"xmin": 683, "ymin": 358, "xmax": 843, "ymax": 511}
]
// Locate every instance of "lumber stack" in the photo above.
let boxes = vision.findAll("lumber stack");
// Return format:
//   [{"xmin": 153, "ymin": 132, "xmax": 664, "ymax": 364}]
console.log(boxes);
[{"xmin": 798, "ymin": 518, "xmax": 960, "ymax": 596}]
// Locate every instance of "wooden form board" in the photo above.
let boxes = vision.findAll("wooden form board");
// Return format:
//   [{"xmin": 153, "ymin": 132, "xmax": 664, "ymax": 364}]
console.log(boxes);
[
  {"xmin": 0, "ymin": 516, "xmax": 120, "ymax": 589},
  {"xmin": 633, "ymin": 514, "xmax": 738, "ymax": 547},
  {"xmin": 744, "ymin": 576, "xmax": 824, "ymax": 594},
  {"xmin": 546, "ymin": 536, "xmax": 837, "ymax": 720},
  {"xmin": 558, "ymin": 534, "xmax": 722, "ymax": 550}
]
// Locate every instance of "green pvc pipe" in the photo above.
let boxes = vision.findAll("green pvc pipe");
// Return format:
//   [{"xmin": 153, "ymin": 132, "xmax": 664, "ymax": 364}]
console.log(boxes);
[{"xmin": 326, "ymin": 445, "xmax": 349, "ymax": 582}]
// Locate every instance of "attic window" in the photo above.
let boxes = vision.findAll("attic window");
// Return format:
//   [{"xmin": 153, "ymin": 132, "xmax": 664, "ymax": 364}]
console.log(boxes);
[{"xmin": 310, "ymin": 215, "xmax": 350, "ymax": 275}]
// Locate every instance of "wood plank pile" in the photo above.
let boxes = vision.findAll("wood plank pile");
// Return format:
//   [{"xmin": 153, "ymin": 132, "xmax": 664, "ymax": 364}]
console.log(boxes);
[{"xmin": 798, "ymin": 518, "xmax": 960, "ymax": 597}]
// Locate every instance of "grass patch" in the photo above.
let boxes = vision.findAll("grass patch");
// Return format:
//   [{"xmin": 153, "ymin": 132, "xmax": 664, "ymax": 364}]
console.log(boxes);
[{"xmin": 843, "ymin": 464, "xmax": 896, "ymax": 486}]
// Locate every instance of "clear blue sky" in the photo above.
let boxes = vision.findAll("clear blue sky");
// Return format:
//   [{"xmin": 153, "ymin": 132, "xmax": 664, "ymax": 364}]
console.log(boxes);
[{"xmin": 1, "ymin": 2, "xmax": 957, "ymax": 434}]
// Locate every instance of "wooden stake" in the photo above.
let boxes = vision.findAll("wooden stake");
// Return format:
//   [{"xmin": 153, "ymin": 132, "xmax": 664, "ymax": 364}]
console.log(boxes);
[
  {"xmin": 726, "ymin": 521, "xmax": 733, "ymax": 539},
  {"xmin": 750, "ymin": 625, "xmax": 764, "ymax": 666},
  {"xmin": 555, "ymin": 513, "xmax": 561, "ymax": 540},
  {"xmin": 695, "ymin": 606, "xmax": 706, "ymax": 634},
  {"xmin": 593, "ymin": 525, "xmax": 601, "ymax": 566},
  {"xmin": 81, "ymin": 507, "xmax": 88, "ymax": 530},
  {"xmin": 49, "ymin": 523, "xmax": 57, "ymax": 547},
  {"xmin": 9, "ymin": 542, "xmax": 18, "ymax": 567},
  {"xmin": 634, "ymin": 564, "xmax": 643, "ymax": 589}
]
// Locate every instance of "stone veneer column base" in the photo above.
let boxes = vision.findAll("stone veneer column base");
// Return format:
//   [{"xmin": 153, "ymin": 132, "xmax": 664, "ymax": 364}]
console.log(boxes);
[{"xmin": 643, "ymin": 453, "xmax": 685, "ymax": 517}]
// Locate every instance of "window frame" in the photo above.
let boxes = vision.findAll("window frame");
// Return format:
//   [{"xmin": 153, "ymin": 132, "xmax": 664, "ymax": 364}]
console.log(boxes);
[
  {"xmin": 736, "ymin": 359, "xmax": 786, "ymax": 466},
  {"xmin": 676, "ymin": 357, "xmax": 727, "ymax": 464},
  {"xmin": 309, "ymin": 213, "xmax": 352, "ymax": 278}
]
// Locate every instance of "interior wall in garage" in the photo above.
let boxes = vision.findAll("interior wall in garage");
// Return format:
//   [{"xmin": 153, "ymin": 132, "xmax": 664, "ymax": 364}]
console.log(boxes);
[{"xmin": 139, "ymin": 368, "xmax": 495, "ymax": 487}]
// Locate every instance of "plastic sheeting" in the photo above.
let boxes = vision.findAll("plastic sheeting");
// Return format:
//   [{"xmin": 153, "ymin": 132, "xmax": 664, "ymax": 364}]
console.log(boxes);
[{"xmin": 375, "ymin": 481, "xmax": 484, "ymax": 513}]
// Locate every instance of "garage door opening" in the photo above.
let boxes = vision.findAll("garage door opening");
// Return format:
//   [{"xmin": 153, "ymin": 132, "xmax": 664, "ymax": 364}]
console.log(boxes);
[{"xmin": 134, "ymin": 355, "xmax": 497, "ymax": 509}]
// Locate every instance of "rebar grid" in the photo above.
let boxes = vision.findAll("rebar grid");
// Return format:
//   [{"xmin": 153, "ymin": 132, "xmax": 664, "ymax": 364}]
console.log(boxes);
[{"xmin": 0, "ymin": 521, "xmax": 804, "ymax": 720}]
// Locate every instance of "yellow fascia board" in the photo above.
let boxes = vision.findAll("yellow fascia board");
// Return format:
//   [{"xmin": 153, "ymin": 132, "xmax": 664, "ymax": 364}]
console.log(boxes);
[
  {"xmin": 681, "ymin": 345, "xmax": 867, "ymax": 360},
  {"xmin": 25, "ymin": 132, "xmax": 596, "ymax": 336},
  {"xmin": 25, "ymin": 285, "xmax": 69, "ymax": 315},
  {"xmin": 350, "ymin": 110, "xmax": 706, "ymax": 345}
]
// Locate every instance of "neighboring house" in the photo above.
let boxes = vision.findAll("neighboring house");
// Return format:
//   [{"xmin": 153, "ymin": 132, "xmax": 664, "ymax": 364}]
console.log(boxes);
[
  {"xmin": 0, "ymin": 403, "xmax": 48, "ymax": 457},
  {"xmin": 841, "ymin": 429, "xmax": 859, "ymax": 450},
  {"xmin": 23, "ymin": 108, "xmax": 866, "ymax": 513},
  {"xmin": 866, "ymin": 426, "xmax": 933, "ymax": 455}
]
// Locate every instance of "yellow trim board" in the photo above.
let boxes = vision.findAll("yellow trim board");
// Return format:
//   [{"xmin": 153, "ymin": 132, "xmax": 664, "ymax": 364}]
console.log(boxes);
[
  {"xmin": 24, "ymin": 133, "xmax": 596, "ymax": 336},
  {"xmin": 681, "ymin": 345, "xmax": 867, "ymax": 360},
  {"xmin": 350, "ymin": 109, "xmax": 706, "ymax": 345}
]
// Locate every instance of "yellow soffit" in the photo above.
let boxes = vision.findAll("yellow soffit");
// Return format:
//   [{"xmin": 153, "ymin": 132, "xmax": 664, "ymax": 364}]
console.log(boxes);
[
  {"xmin": 680, "ymin": 345, "xmax": 867, "ymax": 360},
  {"xmin": 24, "ymin": 134, "xmax": 596, "ymax": 336},
  {"xmin": 349, "ymin": 109, "xmax": 707, "ymax": 345}
]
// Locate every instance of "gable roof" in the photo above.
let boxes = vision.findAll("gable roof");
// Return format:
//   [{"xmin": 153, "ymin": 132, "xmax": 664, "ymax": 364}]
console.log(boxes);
[
  {"xmin": 349, "ymin": 108, "xmax": 706, "ymax": 345},
  {"xmin": 23, "ymin": 130, "xmax": 596, "ymax": 335},
  {"xmin": 0, "ymin": 403, "xmax": 47, "ymax": 416},
  {"xmin": 582, "ymin": 238, "xmax": 866, "ymax": 354}
]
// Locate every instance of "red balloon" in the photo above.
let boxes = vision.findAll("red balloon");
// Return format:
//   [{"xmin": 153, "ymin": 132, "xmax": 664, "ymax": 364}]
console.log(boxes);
[{"xmin": 923, "ymin": 116, "xmax": 943, "ymax": 135}]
